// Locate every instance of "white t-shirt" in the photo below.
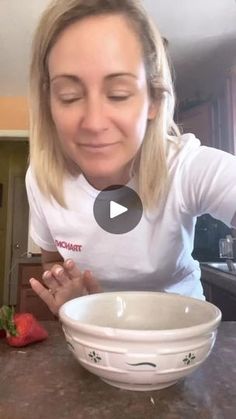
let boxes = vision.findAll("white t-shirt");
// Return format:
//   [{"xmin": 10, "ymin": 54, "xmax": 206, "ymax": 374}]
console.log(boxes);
[{"xmin": 25, "ymin": 134, "xmax": 236, "ymax": 300}]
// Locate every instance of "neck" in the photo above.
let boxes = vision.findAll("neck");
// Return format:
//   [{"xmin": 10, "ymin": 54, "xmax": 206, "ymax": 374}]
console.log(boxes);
[
  {"xmin": 85, "ymin": 163, "xmax": 134, "ymax": 191},
  {"xmin": 85, "ymin": 172, "xmax": 131, "ymax": 191}
]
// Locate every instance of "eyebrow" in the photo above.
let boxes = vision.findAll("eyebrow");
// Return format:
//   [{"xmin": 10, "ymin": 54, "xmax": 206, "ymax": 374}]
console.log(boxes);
[{"xmin": 50, "ymin": 72, "xmax": 138, "ymax": 83}]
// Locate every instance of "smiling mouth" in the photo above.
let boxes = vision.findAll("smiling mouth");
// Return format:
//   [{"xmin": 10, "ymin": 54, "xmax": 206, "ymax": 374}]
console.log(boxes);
[{"xmin": 79, "ymin": 143, "xmax": 118, "ymax": 149}]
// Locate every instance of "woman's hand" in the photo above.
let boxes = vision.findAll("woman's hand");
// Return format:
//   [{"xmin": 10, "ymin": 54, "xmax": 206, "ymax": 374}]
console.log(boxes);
[{"xmin": 29, "ymin": 259, "xmax": 102, "ymax": 316}]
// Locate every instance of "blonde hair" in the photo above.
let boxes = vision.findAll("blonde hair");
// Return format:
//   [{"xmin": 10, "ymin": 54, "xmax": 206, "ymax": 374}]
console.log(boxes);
[{"xmin": 29, "ymin": 0, "xmax": 180, "ymax": 209}]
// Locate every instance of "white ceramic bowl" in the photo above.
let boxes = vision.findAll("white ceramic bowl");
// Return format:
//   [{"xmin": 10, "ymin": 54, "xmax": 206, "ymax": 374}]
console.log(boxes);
[{"xmin": 59, "ymin": 292, "xmax": 221, "ymax": 391}]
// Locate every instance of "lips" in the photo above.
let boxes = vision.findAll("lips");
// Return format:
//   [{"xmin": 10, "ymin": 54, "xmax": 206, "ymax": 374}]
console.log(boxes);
[{"xmin": 79, "ymin": 142, "xmax": 118, "ymax": 149}]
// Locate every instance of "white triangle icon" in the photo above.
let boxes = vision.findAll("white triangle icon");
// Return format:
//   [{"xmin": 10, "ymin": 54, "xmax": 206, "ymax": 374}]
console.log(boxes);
[{"xmin": 110, "ymin": 201, "xmax": 128, "ymax": 219}]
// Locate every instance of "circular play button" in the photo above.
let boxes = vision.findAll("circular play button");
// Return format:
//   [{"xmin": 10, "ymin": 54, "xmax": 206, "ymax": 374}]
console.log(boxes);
[{"xmin": 93, "ymin": 185, "xmax": 143, "ymax": 234}]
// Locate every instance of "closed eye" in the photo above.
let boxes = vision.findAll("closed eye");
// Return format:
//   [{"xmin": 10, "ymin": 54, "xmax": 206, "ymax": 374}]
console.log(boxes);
[
  {"xmin": 59, "ymin": 96, "xmax": 82, "ymax": 104},
  {"xmin": 108, "ymin": 95, "xmax": 131, "ymax": 101}
]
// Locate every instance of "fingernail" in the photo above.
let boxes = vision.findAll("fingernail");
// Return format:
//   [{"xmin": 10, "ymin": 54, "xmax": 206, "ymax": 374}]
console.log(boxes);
[
  {"xmin": 66, "ymin": 259, "xmax": 74, "ymax": 268},
  {"xmin": 42, "ymin": 271, "xmax": 50, "ymax": 280},
  {"xmin": 56, "ymin": 268, "xmax": 63, "ymax": 276}
]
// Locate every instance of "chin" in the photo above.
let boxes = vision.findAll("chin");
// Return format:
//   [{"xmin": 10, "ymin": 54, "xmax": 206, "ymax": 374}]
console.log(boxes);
[
  {"xmin": 83, "ymin": 165, "xmax": 127, "ymax": 188},
  {"xmin": 82, "ymin": 164, "xmax": 120, "ymax": 177}
]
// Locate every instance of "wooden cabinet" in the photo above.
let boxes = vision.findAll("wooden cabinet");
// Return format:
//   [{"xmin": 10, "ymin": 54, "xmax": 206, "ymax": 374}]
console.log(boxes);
[
  {"xmin": 17, "ymin": 262, "xmax": 55, "ymax": 320},
  {"xmin": 179, "ymin": 101, "xmax": 215, "ymax": 147},
  {"xmin": 210, "ymin": 286, "xmax": 236, "ymax": 321},
  {"xmin": 179, "ymin": 68, "xmax": 236, "ymax": 154},
  {"xmin": 226, "ymin": 70, "xmax": 236, "ymax": 153},
  {"xmin": 201, "ymin": 275, "xmax": 236, "ymax": 321}
]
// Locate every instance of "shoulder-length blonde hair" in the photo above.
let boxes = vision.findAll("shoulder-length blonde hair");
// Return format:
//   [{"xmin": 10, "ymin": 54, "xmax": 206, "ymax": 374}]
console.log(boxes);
[{"xmin": 29, "ymin": 0, "xmax": 180, "ymax": 209}]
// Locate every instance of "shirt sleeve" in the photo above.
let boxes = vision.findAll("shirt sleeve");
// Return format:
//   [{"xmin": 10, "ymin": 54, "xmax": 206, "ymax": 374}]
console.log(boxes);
[
  {"xmin": 25, "ymin": 167, "xmax": 57, "ymax": 251},
  {"xmin": 180, "ymin": 144, "xmax": 236, "ymax": 227}
]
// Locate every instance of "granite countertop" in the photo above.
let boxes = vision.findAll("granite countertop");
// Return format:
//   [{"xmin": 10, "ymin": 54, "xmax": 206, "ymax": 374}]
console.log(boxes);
[
  {"xmin": 0, "ymin": 321, "xmax": 236, "ymax": 419},
  {"xmin": 201, "ymin": 263, "xmax": 236, "ymax": 296}
]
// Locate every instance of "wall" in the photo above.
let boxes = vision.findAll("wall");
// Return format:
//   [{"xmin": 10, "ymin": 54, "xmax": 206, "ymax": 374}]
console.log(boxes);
[{"xmin": 0, "ymin": 97, "xmax": 29, "ymax": 130}]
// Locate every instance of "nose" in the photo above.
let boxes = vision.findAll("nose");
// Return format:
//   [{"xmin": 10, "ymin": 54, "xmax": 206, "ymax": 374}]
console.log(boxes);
[{"xmin": 80, "ymin": 96, "xmax": 108, "ymax": 133}]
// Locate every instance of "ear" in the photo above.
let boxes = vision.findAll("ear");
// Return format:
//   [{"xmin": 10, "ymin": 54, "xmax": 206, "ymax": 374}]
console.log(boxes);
[{"xmin": 147, "ymin": 99, "xmax": 158, "ymax": 120}]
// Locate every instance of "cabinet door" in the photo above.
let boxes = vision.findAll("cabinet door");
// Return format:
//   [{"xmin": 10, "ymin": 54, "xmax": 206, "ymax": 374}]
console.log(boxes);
[
  {"xmin": 201, "ymin": 280, "xmax": 212, "ymax": 302},
  {"xmin": 19, "ymin": 288, "xmax": 55, "ymax": 320},
  {"xmin": 17, "ymin": 263, "xmax": 55, "ymax": 320},
  {"xmin": 179, "ymin": 102, "xmax": 214, "ymax": 147},
  {"xmin": 178, "ymin": 71, "xmax": 236, "ymax": 154},
  {"xmin": 211, "ymin": 286, "xmax": 236, "ymax": 321},
  {"xmin": 20, "ymin": 264, "xmax": 43, "ymax": 285},
  {"xmin": 226, "ymin": 71, "xmax": 236, "ymax": 154},
  {"xmin": 216, "ymin": 77, "xmax": 235, "ymax": 154}
]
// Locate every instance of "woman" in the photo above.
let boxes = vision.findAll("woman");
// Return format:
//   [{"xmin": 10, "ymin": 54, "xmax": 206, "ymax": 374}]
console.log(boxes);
[{"xmin": 26, "ymin": 0, "xmax": 236, "ymax": 315}]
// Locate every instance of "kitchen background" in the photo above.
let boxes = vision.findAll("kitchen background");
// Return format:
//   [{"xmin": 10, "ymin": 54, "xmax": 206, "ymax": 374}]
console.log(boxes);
[{"xmin": 0, "ymin": 0, "xmax": 236, "ymax": 317}]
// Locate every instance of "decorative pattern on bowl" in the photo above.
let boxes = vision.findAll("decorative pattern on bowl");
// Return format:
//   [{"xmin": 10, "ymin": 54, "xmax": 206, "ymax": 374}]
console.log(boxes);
[{"xmin": 62, "ymin": 325, "xmax": 216, "ymax": 390}]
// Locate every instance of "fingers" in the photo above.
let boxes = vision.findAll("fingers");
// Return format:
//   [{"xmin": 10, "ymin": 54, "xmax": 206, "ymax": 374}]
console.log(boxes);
[
  {"xmin": 42, "ymin": 270, "xmax": 58, "ymax": 291},
  {"xmin": 29, "ymin": 278, "xmax": 58, "ymax": 315},
  {"xmin": 43, "ymin": 264, "xmax": 71, "ymax": 290},
  {"xmin": 50, "ymin": 264, "xmax": 71, "ymax": 286},
  {"xmin": 63, "ymin": 259, "xmax": 82, "ymax": 279},
  {"xmin": 63, "ymin": 260, "xmax": 102, "ymax": 294},
  {"xmin": 83, "ymin": 270, "xmax": 102, "ymax": 294},
  {"xmin": 40, "ymin": 259, "xmax": 100, "ymax": 304}
]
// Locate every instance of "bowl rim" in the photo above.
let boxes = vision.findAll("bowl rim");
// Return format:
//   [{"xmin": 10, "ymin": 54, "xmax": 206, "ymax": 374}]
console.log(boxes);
[{"xmin": 59, "ymin": 291, "xmax": 222, "ymax": 341}]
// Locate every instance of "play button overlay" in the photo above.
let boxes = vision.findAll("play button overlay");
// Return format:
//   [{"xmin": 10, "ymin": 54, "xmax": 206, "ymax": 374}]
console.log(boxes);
[
  {"xmin": 93, "ymin": 185, "xmax": 143, "ymax": 234},
  {"xmin": 110, "ymin": 201, "xmax": 128, "ymax": 218}
]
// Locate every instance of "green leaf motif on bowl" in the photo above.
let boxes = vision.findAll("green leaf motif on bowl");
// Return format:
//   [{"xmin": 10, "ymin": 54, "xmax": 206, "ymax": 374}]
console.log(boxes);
[
  {"xmin": 183, "ymin": 352, "xmax": 196, "ymax": 365},
  {"xmin": 88, "ymin": 350, "xmax": 102, "ymax": 363}
]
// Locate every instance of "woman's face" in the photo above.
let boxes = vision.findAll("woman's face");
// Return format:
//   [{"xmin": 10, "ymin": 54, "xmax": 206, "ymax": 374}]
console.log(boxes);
[{"xmin": 48, "ymin": 14, "xmax": 156, "ymax": 189}]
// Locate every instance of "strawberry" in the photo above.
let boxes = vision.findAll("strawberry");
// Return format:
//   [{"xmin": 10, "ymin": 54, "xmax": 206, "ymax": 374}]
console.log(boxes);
[
  {"xmin": 0, "ymin": 329, "xmax": 6, "ymax": 339},
  {"xmin": 0, "ymin": 305, "xmax": 48, "ymax": 347}
]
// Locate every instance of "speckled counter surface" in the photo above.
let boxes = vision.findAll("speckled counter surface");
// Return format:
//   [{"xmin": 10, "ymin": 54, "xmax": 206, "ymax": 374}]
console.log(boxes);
[{"xmin": 0, "ymin": 322, "xmax": 235, "ymax": 419}]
